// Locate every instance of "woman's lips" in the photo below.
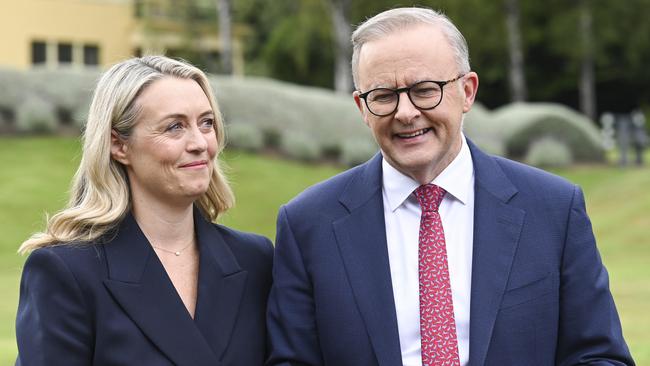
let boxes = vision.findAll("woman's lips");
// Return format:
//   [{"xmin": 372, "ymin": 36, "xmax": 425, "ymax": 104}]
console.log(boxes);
[{"xmin": 179, "ymin": 160, "xmax": 208, "ymax": 168}]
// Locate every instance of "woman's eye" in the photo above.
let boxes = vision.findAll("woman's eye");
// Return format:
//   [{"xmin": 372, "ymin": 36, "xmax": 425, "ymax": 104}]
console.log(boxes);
[
  {"xmin": 166, "ymin": 122, "xmax": 183, "ymax": 132},
  {"xmin": 200, "ymin": 118, "xmax": 215, "ymax": 130}
]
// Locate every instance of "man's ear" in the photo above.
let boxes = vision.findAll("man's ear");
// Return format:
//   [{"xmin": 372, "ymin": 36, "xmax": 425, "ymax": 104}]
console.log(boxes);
[
  {"xmin": 110, "ymin": 130, "xmax": 129, "ymax": 165},
  {"xmin": 353, "ymin": 90, "xmax": 364, "ymax": 112},
  {"xmin": 462, "ymin": 72, "xmax": 479, "ymax": 113},
  {"xmin": 353, "ymin": 91, "xmax": 371, "ymax": 127}
]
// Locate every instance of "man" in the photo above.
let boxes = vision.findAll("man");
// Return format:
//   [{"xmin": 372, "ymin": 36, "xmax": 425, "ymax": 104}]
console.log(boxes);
[{"xmin": 267, "ymin": 7, "xmax": 634, "ymax": 366}]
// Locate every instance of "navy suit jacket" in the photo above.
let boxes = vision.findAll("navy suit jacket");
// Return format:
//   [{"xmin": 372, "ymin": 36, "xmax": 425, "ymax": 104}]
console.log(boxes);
[
  {"xmin": 267, "ymin": 141, "xmax": 634, "ymax": 365},
  {"xmin": 16, "ymin": 209, "xmax": 273, "ymax": 366}
]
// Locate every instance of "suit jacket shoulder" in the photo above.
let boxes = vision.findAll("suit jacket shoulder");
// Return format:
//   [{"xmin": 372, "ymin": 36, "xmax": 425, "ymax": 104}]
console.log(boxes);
[
  {"xmin": 211, "ymin": 224, "xmax": 273, "ymax": 275},
  {"xmin": 492, "ymin": 154, "xmax": 576, "ymax": 198},
  {"xmin": 282, "ymin": 154, "xmax": 382, "ymax": 228}
]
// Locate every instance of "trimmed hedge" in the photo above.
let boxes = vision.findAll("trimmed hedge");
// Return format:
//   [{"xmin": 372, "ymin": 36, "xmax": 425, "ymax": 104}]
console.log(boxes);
[
  {"xmin": 16, "ymin": 95, "xmax": 58, "ymax": 133},
  {"xmin": 464, "ymin": 102, "xmax": 506, "ymax": 156},
  {"xmin": 492, "ymin": 102, "xmax": 605, "ymax": 162},
  {"xmin": 210, "ymin": 75, "xmax": 377, "ymax": 165},
  {"xmin": 280, "ymin": 131, "xmax": 321, "ymax": 162},
  {"xmin": 225, "ymin": 122, "xmax": 264, "ymax": 152},
  {"xmin": 525, "ymin": 136, "xmax": 574, "ymax": 167},
  {"xmin": 28, "ymin": 68, "xmax": 97, "ymax": 129},
  {"xmin": 0, "ymin": 68, "xmax": 608, "ymax": 167}
]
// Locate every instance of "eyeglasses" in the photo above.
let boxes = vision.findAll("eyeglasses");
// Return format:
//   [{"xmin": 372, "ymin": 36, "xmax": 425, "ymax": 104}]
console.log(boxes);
[{"xmin": 357, "ymin": 74, "xmax": 466, "ymax": 117}]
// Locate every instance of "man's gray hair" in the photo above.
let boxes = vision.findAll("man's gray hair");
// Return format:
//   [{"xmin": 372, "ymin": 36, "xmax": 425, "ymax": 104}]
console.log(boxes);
[{"xmin": 351, "ymin": 7, "xmax": 471, "ymax": 89}]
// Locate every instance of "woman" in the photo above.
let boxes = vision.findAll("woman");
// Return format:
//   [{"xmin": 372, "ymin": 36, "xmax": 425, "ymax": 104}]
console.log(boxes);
[{"xmin": 15, "ymin": 56, "xmax": 273, "ymax": 366}]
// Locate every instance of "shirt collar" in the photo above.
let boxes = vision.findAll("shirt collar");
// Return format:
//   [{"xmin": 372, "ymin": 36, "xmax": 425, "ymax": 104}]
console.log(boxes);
[{"xmin": 382, "ymin": 134, "xmax": 474, "ymax": 212}]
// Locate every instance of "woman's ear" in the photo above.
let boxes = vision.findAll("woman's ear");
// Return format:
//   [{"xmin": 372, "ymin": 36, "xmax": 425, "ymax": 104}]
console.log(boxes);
[{"xmin": 110, "ymin": 130, "xmax": 129, "ymax": 165}]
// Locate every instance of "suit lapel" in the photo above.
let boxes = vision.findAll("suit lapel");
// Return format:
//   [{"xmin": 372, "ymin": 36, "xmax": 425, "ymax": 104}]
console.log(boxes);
[
  {"xmin": 192, "ymin": 209, "xmax": 247, "ymax": 361},
  {"xmin": 333, "ymin": 154, "xmax": 403, "ymax": 366},
  {"xmin": 466, "ymin": 142, "xmax": 525, "ymax": 366},
  {"xmin": 103, "ymin": 213, "xmax": 220, "ymax": 366}
]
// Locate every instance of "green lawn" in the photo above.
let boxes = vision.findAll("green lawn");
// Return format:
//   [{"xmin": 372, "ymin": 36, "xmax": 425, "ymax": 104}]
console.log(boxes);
[{"xmin": 1, "ymin": 136, "xmax": 648, "ymax": 364}]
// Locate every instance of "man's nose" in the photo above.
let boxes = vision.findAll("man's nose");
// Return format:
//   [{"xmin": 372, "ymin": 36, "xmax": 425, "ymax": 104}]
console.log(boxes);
[{"xmin": 393, "ymin": 91, "xmax": 420, "ymax": 124}]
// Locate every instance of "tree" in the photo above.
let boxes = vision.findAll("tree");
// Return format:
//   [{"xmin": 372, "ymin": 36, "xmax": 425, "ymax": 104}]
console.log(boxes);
[
  {"xmin": 578, "ymin": 0, "xmax": 596, "ymax": 121},
  {"xmin": 217, "ymin": 0, "xmax": 233, "ymax": 74},
  {"xmin": 326, "ymin": 0, "xmax": 353, "ymax": 93},
  {"xmin": 505, "ymin": 0, "xmax": 528, "ymax": 102}
]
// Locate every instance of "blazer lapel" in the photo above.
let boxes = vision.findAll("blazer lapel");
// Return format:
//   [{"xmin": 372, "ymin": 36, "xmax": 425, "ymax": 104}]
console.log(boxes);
[
  {"xmin": 333, "ymin": 154, "xmax": 403, "ymax": 366},
  {"xmin": 103, "ymin": 213, "xmax": 220, "ymax": 366},
  {"xmin": 466, "ymin": 142, "xmax": 525, "ymax": 366},
  {"xmin": 192, "ymin": 209, "xmax": 247, "ymax": 361}
]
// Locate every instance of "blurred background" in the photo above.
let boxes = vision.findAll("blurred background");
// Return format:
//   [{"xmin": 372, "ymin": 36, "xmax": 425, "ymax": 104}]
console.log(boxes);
[{"xmin": 1, "ymin": 0, "xmax": 648, "ymax": 364}]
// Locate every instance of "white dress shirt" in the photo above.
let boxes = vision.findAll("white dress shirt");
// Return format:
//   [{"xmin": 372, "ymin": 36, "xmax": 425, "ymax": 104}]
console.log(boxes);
[{"xmin": 382, "ymin": 135, "xmax": 475, "ymax": 366}]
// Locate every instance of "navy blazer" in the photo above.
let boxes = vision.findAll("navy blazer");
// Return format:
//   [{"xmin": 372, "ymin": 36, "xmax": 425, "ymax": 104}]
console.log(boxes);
[
  {"xmin": 16, "ymin": 209, "xmax": 273, "ymax": 366},
  {"xmin": 267, "ymin": 141, "xmax": 634, "ymax": 366}
]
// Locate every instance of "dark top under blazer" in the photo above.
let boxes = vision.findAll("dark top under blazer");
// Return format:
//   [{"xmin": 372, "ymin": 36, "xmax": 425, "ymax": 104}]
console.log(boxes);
[
  {"xmin": 266, "ymin": 140, "xmax": 634, "ymax": 366},
  {"xmin": 16, "ymin": 208, "xmax": 273, "ymax": 366}
]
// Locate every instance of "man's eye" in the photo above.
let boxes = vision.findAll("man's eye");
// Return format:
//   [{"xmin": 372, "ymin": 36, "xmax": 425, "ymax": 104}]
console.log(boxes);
[
  {"xmin": 370, "ymin": 91, "xmax": 395, "ymax": 103},
  {"xmin": 412, "ymin": 87, "xmax": 438, "ymax": 97}
]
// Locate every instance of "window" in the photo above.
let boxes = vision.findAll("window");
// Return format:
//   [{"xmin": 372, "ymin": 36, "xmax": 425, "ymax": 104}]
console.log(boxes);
[
  {"xmin": 58, "ymin": 43, "xmax": 73, "ymax": 64},
  {"xmin": 32, "ymin": 41, "xmax": 47, "ymax": 65},
  {"xmin": 83, "ymin": 45, "xmax": 99, "ymax": 66}
]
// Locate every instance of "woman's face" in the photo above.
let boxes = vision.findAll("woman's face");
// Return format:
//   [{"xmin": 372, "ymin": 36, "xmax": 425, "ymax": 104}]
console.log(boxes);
[{"xmin": 112, "ymin": 77, "xmax": 218, "ymax": 208}]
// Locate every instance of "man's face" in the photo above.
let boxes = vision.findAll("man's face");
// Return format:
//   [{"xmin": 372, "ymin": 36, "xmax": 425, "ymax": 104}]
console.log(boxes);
[{"xmin": 353, "ymin": 24, "xmax": 478, "ymax": 184}]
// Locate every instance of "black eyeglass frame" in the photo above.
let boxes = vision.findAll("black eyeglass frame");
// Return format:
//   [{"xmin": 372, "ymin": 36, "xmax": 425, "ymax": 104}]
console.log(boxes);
[{"xmin": 357, "ymin": 74, "xmax": 467, "ymax": 117}]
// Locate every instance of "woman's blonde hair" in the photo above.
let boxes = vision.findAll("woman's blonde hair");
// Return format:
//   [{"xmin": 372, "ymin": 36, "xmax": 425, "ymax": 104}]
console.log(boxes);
[{"xmin": 19, "ymin": 55, "xmax": 234, "ymax": 254}]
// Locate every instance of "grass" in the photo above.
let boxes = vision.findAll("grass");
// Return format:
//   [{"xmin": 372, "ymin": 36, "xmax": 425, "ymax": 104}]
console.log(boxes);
[{"xmin": 1, "ymin": 136, "xmax": 648, "ymax": 364}]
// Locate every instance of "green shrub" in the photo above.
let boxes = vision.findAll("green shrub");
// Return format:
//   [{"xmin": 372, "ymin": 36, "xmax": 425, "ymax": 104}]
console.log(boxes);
[
  {"xmin": 73, "ymin": 107, "xmax": 89, "ymax": 130},
  {"xmin": 280, "ymin": 131, "xmax": 320, "ymax": 161},
  {"xmin": 0, "ymin": 68, "xmax": 26, "ymax": 107},
  {"xmin": 525, "ymin": 136, "xmax": 574, "ymax": 167},
  {"xmin": 493, "ymin": 102, "xmax": 604, "ymax": 162},
  {"xmin": 1, "ymin": 69, "xmax": 610, "ymax": 168},
  {"xmin": 261, "ymin": 127, "xmax": 282, "ymax": 148},
  {"xmin": 463, "ymin": 102, "xmax": 506, "ymax": 156},
  {"xmin": 321, "ymin": 143, "xmax": 342, "ymax": 161},
  {"xmin": 226, "ymin": 122, "xmax": 264, "ymax": 151},
  {"xmin": 210, "ymin": 75, "xmax": 373, "ymax": 160},
  {"xmin": 0, "ymin": 69, "xmax": 27, "ymax": 128},
  {"xmin": 28, "ymin": 68, "xmax": 97, "ymax": 126},
  {"xmin": 340, "ymin": 138, "xmax": 378, "ymax": 167},
  {"xmin": 16, "ymin": 95, "xmax": 58, "ymax": 133},
  {"xmin": 0, "ymin": 109, "xmax": 7, "ymax": 133}
]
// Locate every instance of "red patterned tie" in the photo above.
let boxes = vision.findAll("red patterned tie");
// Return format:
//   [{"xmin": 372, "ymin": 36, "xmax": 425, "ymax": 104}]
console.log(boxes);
[{"xmin": 414, "ymin": 184, "xmax": 460, "ymax": 366}]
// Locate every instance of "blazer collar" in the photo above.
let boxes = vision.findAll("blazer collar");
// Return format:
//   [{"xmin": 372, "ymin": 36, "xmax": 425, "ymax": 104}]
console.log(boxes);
[
  {"xmin": 468, "ymin": 139, "xmax": 518, "ymax": 203},
  {"xmin": 466, "ymin": 140, "xmax": 525, "ymax": 366},
  {"xmin": 338, "ymin": 152, "xmax": 384, "ymax": 212},
  {"xmin": 192, "ymin": 208, "xmax": 248, "ymax": 361},
  {"xmin": 102, "ymin": 208, "xmax": 247, "ymax": 366},
  {"xmin": 333, "ymin": 152, "xmax": 404, "ymax": 366}
]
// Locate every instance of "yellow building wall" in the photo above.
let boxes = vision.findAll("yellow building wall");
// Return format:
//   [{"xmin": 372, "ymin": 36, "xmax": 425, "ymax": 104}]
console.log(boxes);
[{"xmin": 0, "ymin": 0, "xmax": 136, "ymax": 69}]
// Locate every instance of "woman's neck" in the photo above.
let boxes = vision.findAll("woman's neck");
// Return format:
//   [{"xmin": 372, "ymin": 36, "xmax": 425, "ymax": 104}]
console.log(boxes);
[{"xmin": 131, "ymin": 197, "xmax": 195, "ymax": 251}]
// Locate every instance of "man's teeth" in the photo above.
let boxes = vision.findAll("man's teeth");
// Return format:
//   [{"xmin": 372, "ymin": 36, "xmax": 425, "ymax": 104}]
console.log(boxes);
[{"xmin": 397, "ymin": 128, "xmax": 430, "ymax": 138}]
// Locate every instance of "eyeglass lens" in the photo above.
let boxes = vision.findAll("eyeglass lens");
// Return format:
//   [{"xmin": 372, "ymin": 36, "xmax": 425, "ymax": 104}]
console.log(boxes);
[{"xmin": 365, "ymin": 81, "xmax": 443, "ymax": 116}]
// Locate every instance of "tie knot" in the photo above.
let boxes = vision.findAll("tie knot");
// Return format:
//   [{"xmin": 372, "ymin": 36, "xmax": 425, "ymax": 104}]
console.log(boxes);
[{"xmin": 414, "ymin": 184, "xmax": 446, "ymax": 212}]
